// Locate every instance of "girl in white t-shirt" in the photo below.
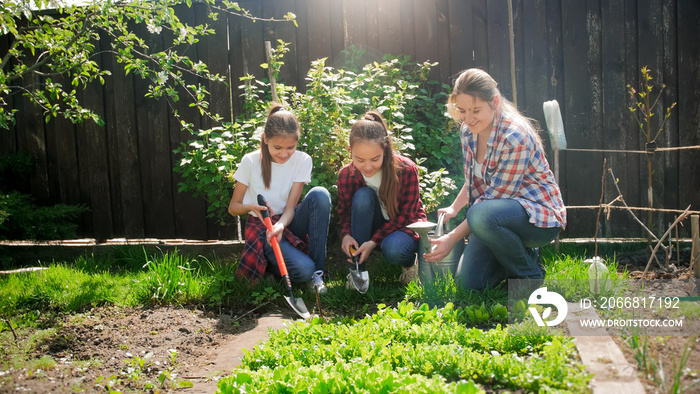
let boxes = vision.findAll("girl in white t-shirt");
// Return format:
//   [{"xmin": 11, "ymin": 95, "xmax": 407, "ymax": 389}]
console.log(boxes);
[{"xmin": 228, "ymin": 104, "xmax": 331, "ymax": 294}]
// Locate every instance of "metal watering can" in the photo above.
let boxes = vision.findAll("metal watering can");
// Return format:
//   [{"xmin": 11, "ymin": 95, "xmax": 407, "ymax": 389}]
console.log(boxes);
[{"xmin": 407, "ymin": 213, "xmax": 466, "ymax": 285}]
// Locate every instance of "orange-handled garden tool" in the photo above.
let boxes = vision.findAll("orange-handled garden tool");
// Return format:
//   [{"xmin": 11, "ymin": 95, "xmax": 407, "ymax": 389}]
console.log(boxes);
[{"xmin": 257, "ymin": 194, "xmax": 310, "ymax": 319}]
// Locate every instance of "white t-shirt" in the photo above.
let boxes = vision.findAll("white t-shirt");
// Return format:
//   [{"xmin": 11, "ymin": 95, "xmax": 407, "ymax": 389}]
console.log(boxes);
[
  {"xmin": 361, "ymin": 169, "xmax": 389, "ymax": 220},
  {"xmin": 233, "ymin": 150, "xmax": 312, "ymax": 217}
]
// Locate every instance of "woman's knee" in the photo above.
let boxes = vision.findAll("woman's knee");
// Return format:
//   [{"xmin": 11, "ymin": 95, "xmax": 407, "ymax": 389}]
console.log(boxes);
[{"xmin": 466, "ymin": 202, "xmax": 493, "ymax": 235}]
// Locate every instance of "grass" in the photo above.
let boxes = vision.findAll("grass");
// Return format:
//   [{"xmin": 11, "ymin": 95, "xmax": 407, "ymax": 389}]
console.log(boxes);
[{"xmin": 1, "ymin": 241, "xmax": 695, "ymax": 392}]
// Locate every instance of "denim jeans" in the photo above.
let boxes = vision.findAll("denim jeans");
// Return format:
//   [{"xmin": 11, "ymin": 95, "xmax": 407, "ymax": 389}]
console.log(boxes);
[
  {"xmin": 351, "ymin": 187, "xmax": 418, "ymax": 268},
  {"xmin": 454, "ymin": 198, "xmax": 561, "ymax": 290},
  {"xmin": 264, "ymin": 186, "xmax": 331, "ymax": 282}
]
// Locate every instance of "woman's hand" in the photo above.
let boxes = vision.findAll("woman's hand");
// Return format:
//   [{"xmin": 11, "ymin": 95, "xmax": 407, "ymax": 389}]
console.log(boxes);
[
  {"xmin": 437, "ymin": 206, "xmax": 458, "ymax": 228},
  {"xmin": 423, "ymin": 233, "xmax": 457, "ymax": 263}
]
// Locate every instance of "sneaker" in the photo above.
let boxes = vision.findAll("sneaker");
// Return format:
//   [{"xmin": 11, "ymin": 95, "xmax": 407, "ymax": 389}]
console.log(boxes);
[
  {"xmin": 347, "ymin": 269, "xmax": 369, "ymax": 294},
  {"xmin": 309, "ymin": 270, "xmax": 327, "ymax": 294},
  {"xmin": 399, "ymin": 264, "xmax": 419, "ymax": 285}
]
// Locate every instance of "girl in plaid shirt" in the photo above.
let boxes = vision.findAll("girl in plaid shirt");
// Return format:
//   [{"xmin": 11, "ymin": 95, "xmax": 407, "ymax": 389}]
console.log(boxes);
[
  {"xmin": 337, "ymin": 111, "xmax": 427, "ymax": 290},
  {"xmin": 424, "ymin": 69, "xmax": 566, "ymax": 291}
]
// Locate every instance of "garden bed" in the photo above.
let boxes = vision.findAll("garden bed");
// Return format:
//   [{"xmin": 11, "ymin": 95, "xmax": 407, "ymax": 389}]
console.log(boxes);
[{"xmin": 1, "ymin": 240, "xmax": 698, "ymax": 393}]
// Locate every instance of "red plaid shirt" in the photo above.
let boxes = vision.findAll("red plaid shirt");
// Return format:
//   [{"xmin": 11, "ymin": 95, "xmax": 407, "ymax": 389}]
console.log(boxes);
[
  {"xmin": 235, "ymin": 215, "xmax": 307, "ymax": 283},
  {"xmin": 337, "ymin": 154, "xmax": 427, "ymax": 243}
]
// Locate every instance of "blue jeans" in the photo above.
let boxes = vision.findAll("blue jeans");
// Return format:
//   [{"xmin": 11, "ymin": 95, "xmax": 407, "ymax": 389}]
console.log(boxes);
[
  {"xmin": 454, "ymin": 199, "xmax": 561, "ymax": 290},
  {"xmin": 351, "ymin": 187, "xmax": 417, "ymax": 268},
  {"xmin": 264, "ymin": 186, "xmax": 331, "ymax": 282}
]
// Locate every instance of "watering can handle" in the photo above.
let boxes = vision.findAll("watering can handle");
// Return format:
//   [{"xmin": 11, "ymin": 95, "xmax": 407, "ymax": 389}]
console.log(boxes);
[{"xmin": 436, "ymin": 213, "xmax": 446, "ymax": 237}]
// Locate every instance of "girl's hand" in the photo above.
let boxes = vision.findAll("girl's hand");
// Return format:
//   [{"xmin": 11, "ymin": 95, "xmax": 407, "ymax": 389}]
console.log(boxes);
[
  {"xmin": 252, "ymin": 204, "xmax": 270, "ymax": 222},
  {"xmin": 423, "ymin": 234, "xmax": 456, "ymax": 263},
  {"xmin": 341, "ymin": 235, "xmax": 359, "ymax": 258},
  {"xmin": 355, "ymin": 241, "xmax": 377, "ymax": 264},
  {"xmin": 268, "ymin": 222, "xmax": 284, "ymax": 243}
]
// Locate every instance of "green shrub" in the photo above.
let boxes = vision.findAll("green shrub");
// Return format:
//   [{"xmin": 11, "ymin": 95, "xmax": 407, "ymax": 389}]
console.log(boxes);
[
  {"xmin": 0, "ymin": 191, "xmax": 87, "ymax": 240},
  {"xmin": 175, "ymin": 42, "xmax": 459, "ymax": 220}
]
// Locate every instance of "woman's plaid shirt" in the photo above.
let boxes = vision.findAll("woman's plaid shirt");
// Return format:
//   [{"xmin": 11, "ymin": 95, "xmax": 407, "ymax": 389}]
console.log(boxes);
[
  {"xmin": 461, "ymin": 110, "xmax": 567, "ymax": 229},
  {"xmin": 337, "ymin": 154, "xmax": 427, "ymax": 243}
]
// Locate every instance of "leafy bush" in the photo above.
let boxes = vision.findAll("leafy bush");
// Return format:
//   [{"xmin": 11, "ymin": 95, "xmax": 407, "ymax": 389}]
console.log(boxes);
[
  {"xmin": 218, "ymin": 301, "xmax": 591, "ymax": 393},
  {"xmin": 0, "ymin": 191, "xmax": 87, "ymax": 240},
  {"xmin": 175, "ymin": 42, "xmax": 459, "ymax": 220}
]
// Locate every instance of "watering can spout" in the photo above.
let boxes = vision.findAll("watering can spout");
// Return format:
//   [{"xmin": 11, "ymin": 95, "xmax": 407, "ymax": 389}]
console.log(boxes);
[{"xmin": 406, "ymin": 220, "xmax": 437, "ymax": 251}]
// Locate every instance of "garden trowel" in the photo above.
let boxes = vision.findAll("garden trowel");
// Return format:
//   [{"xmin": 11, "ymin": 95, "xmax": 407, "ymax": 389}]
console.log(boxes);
[
  {"xmin": 348, "ymin": 245, "xmax": 369, "ymax": 294},
  {"xmin": 257, "ymin": 194, "xmax": 310, "ymax": 320}
]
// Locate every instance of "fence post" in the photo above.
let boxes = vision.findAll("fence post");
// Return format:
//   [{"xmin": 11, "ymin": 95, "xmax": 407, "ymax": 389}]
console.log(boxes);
[
  {"xmin": 264, "ymin": 41, "xmax": 279, "ymax": 103},
  {"xmin": 692, "ymin": 215, "xmax": 699, "ymax": 278}
]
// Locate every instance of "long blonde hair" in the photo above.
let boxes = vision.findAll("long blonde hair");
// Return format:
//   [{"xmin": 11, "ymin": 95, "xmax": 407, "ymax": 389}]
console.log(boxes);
[
  {"xmin": 349, "ymin": 111, "xmax": 400, "ymax": 219},
  {"xmin": 260, "ymin": 103, "xmax": 300, "ymax": 188},
  {"xmin": 448, "ymin": 68, "xmax": 543, "ymax": 148}
]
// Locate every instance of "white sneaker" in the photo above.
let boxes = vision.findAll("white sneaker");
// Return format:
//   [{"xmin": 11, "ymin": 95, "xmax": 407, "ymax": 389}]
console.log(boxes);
[
  {"xmin": 399, "ymin": 264, "xmax": 419, "ymax": 285},
  {"xmin": 309, "ymin": 270, "xmax": 327, "ymax": 294}
]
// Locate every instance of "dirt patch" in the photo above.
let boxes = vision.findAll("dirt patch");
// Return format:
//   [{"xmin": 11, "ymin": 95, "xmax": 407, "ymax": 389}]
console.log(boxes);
[{"xmin": 0, "ymin": 305, "xmax": 272, "ymax": 393}]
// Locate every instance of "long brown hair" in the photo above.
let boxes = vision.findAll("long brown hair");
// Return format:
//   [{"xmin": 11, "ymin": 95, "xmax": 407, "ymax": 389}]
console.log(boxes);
[
  {"xmin": 447, "ymin": 68, "xmax": 543, "ymax": 148},
  {"xmin": 260, "ymin": 103, "xmax": 300, "ymax": 188},
  {"xmin": 349, "ymin": 111, "xmax": 400, "ymax": 218}
]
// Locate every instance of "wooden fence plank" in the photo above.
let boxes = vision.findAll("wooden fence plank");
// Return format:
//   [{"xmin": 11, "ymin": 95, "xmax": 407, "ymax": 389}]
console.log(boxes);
[
  {"xmin": 485, "ymin": 0, "xmax": 510, "ymax": 98},
  {"xmin": 561, "ymin": 0, "xmax": 596, "ymax": 237},
  {"xmin": 377, "ymin": 0, "xmax": 402, "ymax": 57},
  {"xmin": 471, "ymin": 0, "xmax": 488, "ymax": 70},
  {"xmin": 170, "ymin": 6, "xmax": 208, "ymax": 240},
  {"xmin": 306, "ymin": 0, "xmax": 333, "ymax": 65},
  {"xmin": 267, "ymin": 0, "xmax": 298, "ymax": 89},
  {"xmin": 637, "ymin": 0, "xmax": 667, "ymax": 236},
  {"xmin": 599, "ymin": 0, "xmax": 634, "ymax": 237},
  {"xmin": 447, "ymin": 0, "xmax": 474, "ymax": 74},
  {"xmin": 620, "ymin": 0, "xmax": 641, "ymax": 223},
  {"xmin": 132, "ymin": 24, "xmax": 175, "ymax": 238},
  {"xmin": 364, "ymin": 0, "xmax": 380, "ymax": 57},
  {"xmin": 521, "ymin": 0, "xmax": 549, "ymax": 123},
  {"xmin": 661, "ymin": 0, "xmax": 679, "ymax": 227},
  {"xmin": 677, "ymin": 0, "xmax": 700, "ymax": 212},
  {"xmin": 294, "ymin": 0, "xmax": 311, "ymax": 88},
  {"xmin": 413, "ymin": 0, "xmax": 440, "ymax": 82},
  {"xmin": 75, "ymin": 81, "xmax": 113, "ymax": 239},
  {"xmin": 400, "ymin": 0, "xmax": 415, "ymax": 59},
  {"xmin": 329, "ymin": 0, "xmax": 345, "ymax": 67},
  {"xmin": 436, "ymin": 0, "xmax": 451, "ymax": 84},
  {"xmin": 342, "ymin": 0, "xmax": 367, "ymax": 51}
]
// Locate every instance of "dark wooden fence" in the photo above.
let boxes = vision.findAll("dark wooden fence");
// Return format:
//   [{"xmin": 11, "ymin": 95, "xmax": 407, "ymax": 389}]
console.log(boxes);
[{"xmin": 1, "ymin": 0, "xmax": 699, "ymax": 240}]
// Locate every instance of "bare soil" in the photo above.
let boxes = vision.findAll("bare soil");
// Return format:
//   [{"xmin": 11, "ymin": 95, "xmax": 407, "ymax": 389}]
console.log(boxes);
[
  {"xmin": 1, "ymin": 305, "xmax": 266, "ymax": 393},
  {"xmin": 1, "ymin": 246, "xmax": 698, "ymax": 393}
]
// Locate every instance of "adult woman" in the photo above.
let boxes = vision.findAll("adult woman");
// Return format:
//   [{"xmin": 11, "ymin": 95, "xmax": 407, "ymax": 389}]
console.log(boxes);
[{"xmin": 424, "ymin": 68, "xmax": 566, "ymax": 290}]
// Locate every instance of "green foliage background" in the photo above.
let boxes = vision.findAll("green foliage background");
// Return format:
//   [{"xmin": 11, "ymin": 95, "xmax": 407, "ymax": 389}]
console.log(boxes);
[{"xmin": 175, "ymin": 42, "xmax": 463, "ymax": 222}]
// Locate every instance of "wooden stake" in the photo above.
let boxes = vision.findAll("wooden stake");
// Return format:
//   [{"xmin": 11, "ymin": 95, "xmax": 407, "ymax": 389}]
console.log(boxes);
[
  {"xmin": 692, "ymin": 215, "xmax": 699, "ymax": 278},
  {"xmin": 264, "ymin": 41, "xmax": 279, "ymax": 103}
]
